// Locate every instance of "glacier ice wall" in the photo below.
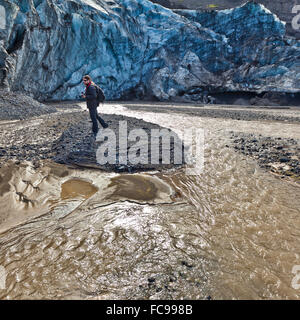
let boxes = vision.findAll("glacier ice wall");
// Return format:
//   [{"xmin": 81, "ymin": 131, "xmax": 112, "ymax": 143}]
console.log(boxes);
[{"xmin": 0, "ymin": 0, "xmax": 299, "ymax": 101}]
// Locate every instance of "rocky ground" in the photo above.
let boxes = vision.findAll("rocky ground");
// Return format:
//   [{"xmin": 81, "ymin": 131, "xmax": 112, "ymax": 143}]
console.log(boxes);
[
  {"xmin": 229, "ymin": 133, "xmax": 300, "ymax": 183},
  {"xmin": 213, "ymin": 91, "xmax": 300, "ymax": 107},
  {"xmin": 0, "ymin": 90, "xmax": 57, "ymax": 120},
  {"xmin": 0, "ymin": 103, "xmax": 84, "ymax": 166},
  {"xmin": 0, "ymin": 95, "xmax": 299, "ymax": 180},
  {"xmin": 123, "ymin": 103, "xmax": 300, "ymax": 183},
  {"xmin": 125, "ymin": 104, "xmax": 300, "ymax": 122},
  {"xmin": 0, "ymin": 101, "xmax": 185, "ymax": 173},
  {"xmin": 122, "ymin": 259, "xmax": 213, "ymax": 300},
  {"xmin": 52, "ymin": 112, "xmax": 185, "ymax": 173}
]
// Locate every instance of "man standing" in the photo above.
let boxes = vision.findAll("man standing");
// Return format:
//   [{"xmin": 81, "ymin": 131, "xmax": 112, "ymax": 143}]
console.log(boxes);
[{"xmin": 81, "ymin": 75, "xmax": 108, "ymax": 137}]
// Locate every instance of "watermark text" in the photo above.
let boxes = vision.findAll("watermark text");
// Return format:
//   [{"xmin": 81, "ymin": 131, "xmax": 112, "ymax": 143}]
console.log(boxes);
[
  {"xmin": 0, "ymin": 5, "xmax": 6, "ymax": 30},
  {"xmin": 95, "ymin": 121, "xmax": 204, "ymax": 175},
  {"xmin": 0, "ymin": 265, "xmax": 6, "ymax": 290},
  {"xmin": 292, "ymin": 5, "xmax": 300, "ymax": 31}
]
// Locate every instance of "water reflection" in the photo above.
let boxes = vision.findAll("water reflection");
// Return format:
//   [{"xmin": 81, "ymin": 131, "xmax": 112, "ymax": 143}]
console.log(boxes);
[
  {"xmin": 0, "ymin": 103, "xmax": 300, "ymax": 299},
  {"xmin": 61, "ymin": 179, "xmax": 98, "ymax": 200}
]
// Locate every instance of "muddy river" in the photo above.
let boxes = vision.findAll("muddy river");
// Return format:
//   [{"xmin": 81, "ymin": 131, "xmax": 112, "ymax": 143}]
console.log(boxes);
[{"xmin": 0, "ymin": 103, "xmax": 300, "ymax": 299}]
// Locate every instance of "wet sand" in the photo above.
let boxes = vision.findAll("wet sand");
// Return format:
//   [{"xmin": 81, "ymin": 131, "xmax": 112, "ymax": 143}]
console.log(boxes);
[
  {"xmin": 0, "ymin": 102, "xmax": 185, "ymax": 172},
  {"xmin": 0, "ymin": 101, "xmax": 300, "ymax": 299},
  {"xmin": 1, "ymin": 101, "xmax": 299, "ymax": 232}
]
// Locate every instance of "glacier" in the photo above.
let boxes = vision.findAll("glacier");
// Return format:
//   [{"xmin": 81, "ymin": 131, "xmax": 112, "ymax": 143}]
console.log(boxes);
[{"xmin": 0, "ymin": 0, "xmax": 299, "ymax": 102}]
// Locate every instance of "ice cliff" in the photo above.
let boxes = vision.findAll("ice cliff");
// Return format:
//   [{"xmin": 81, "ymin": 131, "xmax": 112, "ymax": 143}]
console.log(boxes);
[{"xmin": 0, "ymin": 0, "xmax": 299, "ymax": 101}]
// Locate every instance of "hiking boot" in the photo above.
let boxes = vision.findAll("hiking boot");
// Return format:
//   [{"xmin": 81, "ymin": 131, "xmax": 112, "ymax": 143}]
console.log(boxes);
[{"xmin": 102, "ymin": 123, "xmax": 108, "ymax": 129}]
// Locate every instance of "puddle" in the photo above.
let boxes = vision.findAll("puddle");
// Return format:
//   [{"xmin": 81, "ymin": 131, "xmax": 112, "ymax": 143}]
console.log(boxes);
[
  {"xmin": 107, "ymin": 174, "xmax": 173, "ymax": 202},
  {"xmin": 61, "ymin": 178, "xmax": 98, "ymax": 200}
]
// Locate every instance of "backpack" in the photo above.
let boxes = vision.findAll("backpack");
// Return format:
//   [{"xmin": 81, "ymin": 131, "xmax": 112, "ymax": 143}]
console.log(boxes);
[{"xmin": 95, "ymin": 84, "xmax": 105, "ymax": 106}]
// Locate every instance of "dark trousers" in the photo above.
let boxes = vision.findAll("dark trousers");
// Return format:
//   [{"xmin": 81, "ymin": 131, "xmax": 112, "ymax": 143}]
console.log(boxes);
[{"xmin": 88, "ymin": 107, "xmax": 107, "ymax": 134}]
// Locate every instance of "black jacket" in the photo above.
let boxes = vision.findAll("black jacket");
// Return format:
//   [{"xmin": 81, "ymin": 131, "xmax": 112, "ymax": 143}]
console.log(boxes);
[{"xmin": 85, "ymin": 84, "xmax": 98, "ymax": 109}]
